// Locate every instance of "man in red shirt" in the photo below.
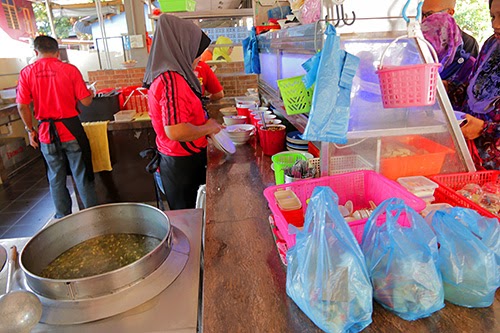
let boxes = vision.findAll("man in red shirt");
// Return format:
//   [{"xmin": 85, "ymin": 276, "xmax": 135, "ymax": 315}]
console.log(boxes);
[
  {"xmin": 193, "ymin": 59, "xmax": 224, "ymax": 101},
  {"xmin": 17, "ymin": 35, "xmax": 98, "ymax": 218}
]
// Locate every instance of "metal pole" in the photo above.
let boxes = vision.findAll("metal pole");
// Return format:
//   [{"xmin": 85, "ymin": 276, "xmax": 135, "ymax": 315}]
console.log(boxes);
[
  {"xmin": 44, "ymin": 0, "xmax": 57, "ymax": 38},
  {"xmin": 95, "ymin": 0, "xmax": 112, "ymax": 69}
]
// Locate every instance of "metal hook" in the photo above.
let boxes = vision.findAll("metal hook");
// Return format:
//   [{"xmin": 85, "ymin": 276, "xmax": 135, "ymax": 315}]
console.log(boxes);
[
  {"xmin": 333, "ymin": 4, "xmax": 356, "ymax": 27},
  {"xmin": 340, "ymin": 4, "xmax": 356, "ymax": 26}
]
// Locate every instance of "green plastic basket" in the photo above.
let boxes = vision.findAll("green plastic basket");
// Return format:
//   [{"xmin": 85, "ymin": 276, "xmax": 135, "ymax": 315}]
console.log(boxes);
[
  {"xmin": 276, "ymin": 75, "xmax": 314, "ymax": 115},
  {"xmin": 159, "ymin": 0, "xmax": 196, "ymax": 12},
  {"xmin": 271, "ymin": 152, "xmax": 308, "ymax": 185}
]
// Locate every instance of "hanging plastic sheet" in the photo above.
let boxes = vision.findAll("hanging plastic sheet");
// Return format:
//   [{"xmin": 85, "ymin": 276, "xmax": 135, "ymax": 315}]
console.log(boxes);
[
  {"xmin": 242, "ymin": 27, "xmax": 261, "ymax": 74},
  {"xmin": 286, "ymin": 186, "xmax": 373, "ymax": 333},
  {"xmin": 302, "ymin": 24, "xmax": 359, "ymax": 144},
  {"xmin": 427, "ymin": 209, "xmax": 500, "ymax": 308},
  {"xmin": 361, "ymin": 198, "xmax": 444, "ymax": 321},
  {"xmin": 301, "ymin": 50, "xmax": 321, "ymax": 89}
]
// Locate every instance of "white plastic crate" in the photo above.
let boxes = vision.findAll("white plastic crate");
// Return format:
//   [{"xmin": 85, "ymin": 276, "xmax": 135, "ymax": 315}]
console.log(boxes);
[{"xmin": 309, "ymin": 155, "xmax": 374, "ymax": 176}]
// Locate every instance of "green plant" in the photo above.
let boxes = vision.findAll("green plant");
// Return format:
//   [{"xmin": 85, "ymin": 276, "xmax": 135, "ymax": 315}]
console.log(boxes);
[
  {"xmin": 455, "ymin": 0, "xmax": 492, "ymax": 45},
  {"xmin": 32, "ymin": 2, "xmax": 72, "ymax": 38}
]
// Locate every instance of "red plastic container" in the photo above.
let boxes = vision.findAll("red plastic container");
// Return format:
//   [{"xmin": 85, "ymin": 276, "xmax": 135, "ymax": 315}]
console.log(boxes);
[
  {"xmin": 259, "ymin": 125, "xmax": 286, "ymax": 156},
  {"xmin": 263, "ymin": 170, "xmax": 426, "ymax": 248},
  {"xmin": 236, "ymin": 107, "xmax": 250, "ymax": 122},
  {"xmin": 430, "ymin": 171, "xmax": 500, "ymax": 220}
]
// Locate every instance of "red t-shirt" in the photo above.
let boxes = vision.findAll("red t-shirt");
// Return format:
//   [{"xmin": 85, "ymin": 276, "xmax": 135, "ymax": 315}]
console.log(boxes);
[
  {"xmin": 148, "ymin": 71, "xmax": 208, "ymax": 157},
  {"xmin": 16, "ymin": 58, "xmax": 90, "ymax": 144},
  {"xmin": 195, "ymin": 61, "xmax": 223, "ymax": 96}
]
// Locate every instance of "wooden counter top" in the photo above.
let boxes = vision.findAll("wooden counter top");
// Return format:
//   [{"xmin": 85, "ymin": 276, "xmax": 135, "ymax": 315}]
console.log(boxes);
[{"xmin": 203, "ymin": 137, "xmax": 500, "ymax": 332}]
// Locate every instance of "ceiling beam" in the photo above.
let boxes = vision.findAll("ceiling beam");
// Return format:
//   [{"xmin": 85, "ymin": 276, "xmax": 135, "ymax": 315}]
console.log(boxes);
[{"xmin": 30, "ymin": 0, "xmax": 122, "ymax": 10}]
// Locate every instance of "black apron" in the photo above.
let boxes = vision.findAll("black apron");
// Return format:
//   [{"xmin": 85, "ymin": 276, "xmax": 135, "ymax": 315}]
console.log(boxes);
[{"xmin": 39, "ymin": 116, "xmax": 94, "ymax": 182}]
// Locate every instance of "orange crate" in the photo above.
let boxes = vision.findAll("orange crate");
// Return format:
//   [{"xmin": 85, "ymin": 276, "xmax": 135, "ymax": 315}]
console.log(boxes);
[
  {"xmin": 430, "ymin": 171, "xmax": 500, "ymax": 220},
  {"xmin": 380, "ymin": 135, "xmax": 454, "ymax": 180}
]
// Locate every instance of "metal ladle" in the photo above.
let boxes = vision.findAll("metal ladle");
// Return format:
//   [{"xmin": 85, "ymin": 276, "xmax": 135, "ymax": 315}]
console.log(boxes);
[{"xmin": 0, "ymin": 246, "xmax": 43, "ymax": 333}]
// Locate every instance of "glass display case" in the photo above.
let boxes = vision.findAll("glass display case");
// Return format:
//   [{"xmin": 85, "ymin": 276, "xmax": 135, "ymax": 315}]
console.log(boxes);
[{"xmin": 257, "ymin": 23, "xmax": 474, "ymax": 180}]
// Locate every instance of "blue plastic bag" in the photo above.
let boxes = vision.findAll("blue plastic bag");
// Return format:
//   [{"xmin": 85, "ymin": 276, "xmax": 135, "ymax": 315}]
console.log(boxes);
[
  {"xmin": 428, "ymin": 209, "xmax": 499, "ymax": 307},
  {"xmin": 286, "ymin": 187, "xmax": 373, "ymax": 333},
  {"xmin": 242, "ymin": 27, "xmax": 261, "ymax": 74},
  {"xmin": 301, "ymin": 24, "xmax": 360, "ymax": 144},
  {"xmin": 361, "ymin": 198, "xmax": 444, "ymax": 321},
  {"xmin": 302, "ymin": 50, "xmax": 322, "ymax": 89}
]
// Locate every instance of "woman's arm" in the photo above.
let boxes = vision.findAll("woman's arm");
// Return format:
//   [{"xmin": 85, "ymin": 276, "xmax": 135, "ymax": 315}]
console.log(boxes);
[{"xmin": 164, "ymin": 118, "xmax": 221, "ymax": 142}]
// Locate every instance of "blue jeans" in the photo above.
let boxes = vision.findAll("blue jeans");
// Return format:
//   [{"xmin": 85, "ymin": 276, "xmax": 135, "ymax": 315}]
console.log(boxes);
[{"xmin": 41, "ymin": 140, "xmax": 97, "ymax": 218}]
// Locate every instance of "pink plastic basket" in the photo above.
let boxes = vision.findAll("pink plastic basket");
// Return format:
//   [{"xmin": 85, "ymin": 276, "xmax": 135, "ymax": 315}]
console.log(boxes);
[
  {"xmin": 263, "ymin": 170, "xmax": 426, "ymax": 248},
  {"xmin": 377, "ymin": 35, "xmax": 441, "ymax": 108}
]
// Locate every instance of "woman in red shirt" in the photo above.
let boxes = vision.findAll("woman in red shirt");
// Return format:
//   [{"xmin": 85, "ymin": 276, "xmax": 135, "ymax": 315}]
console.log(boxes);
[{"xmin": 143, "ymin": 14, "xmax": 221, "ymax": 210}]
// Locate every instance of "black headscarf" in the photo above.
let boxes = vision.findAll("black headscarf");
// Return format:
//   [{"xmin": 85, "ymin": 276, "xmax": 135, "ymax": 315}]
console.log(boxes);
[{"xmin": 143, "ymin": 14, "xmax": 211, "ymax": 96}]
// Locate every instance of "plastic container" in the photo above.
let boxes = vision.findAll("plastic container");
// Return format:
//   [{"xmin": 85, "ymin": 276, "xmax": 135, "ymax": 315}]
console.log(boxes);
[
  {"xmin": 235, "ymin": 96, "xmax": 259, "ymax": 107},
  {"xmin": 274, "ymin": 190, "xmax": 304, "ymax": 228},
  {"xmin": 255, "ymin": 25, "xmax": 280, "ymax": 35},
  {"xmin": 397, "ymin": 176, "xmax": 439, "ymax": 197},
  {"xmin": 78, "ymin": 93, "xmax": 120, "ymax": 122},
  {"xmin": 259, "ymin": 125, "xmax": 286, "ymax": 157},
  {"xmin": 380, "ymin": 135, "xmax": 454, "ymax": 180},
  {"xmin": 420, "ymin": 203, "xmax": 453, "ymax": 218},
  {"xmin": 271, "ymin": 152, "xmax": 308, "ymax": 185},
  {"xmin": 158, "ymin": 0, "xmax": 196, "ymax": 12},
  {"xmin": 276, "ymin": 76, "xmax": 314, "ymax": 115},
  {"xmin": 263, "ymin": 170, "xmax": 426, "ymax": 248},
  {"xmin": 113, "ymin": 110, "xmax": 136, "ymax": 122},
  {"xmin": 219, "ymin": 107, "xmax": 237, "ymax": 116},
  {"xmin": 308, "ymin": 155, "xmax": 373, "ymax": 176},
  {"xmin": 376, "ymin": 35, "xmax": 441, "ymax": 108},
  {"xmin": 430, "ymin": 171, "xmax": 500, "ymax": 220},
  {"xmin": 119, "ymin": 86, "xmax": 149, "ymax": 114}
]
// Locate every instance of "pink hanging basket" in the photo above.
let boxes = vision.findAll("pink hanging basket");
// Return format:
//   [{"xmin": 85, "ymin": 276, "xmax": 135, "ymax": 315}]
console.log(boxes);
[{"xmin": 377, "ymin": 35, "xmax": 441, "ymax": 108}]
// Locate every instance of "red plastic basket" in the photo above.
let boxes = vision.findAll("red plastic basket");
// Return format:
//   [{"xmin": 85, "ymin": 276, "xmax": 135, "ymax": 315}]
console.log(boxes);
[
  {"xmin": 429, "ymin": 171, "xmax": 500, "ymax": 220},
  {"xmin": 119, "ymin": 86, "xmax": 149, "ymax": 114},
  {"xmin": 377, "ymin": 35, "xmax": 441, "ymax": 108},
  {"xmin": 263, "ymin": 170, "xmax": 426, "ymax": 248}
]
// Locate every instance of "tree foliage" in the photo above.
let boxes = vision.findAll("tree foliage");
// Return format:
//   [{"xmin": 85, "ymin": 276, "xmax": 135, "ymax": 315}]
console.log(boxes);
[
  {"xmin": 32, "ymin": 2, "xmax": 72, "ymax": 39},
  {"xmin": 455, "ymin": 0, "xmax": 492, "ymax": 45}
]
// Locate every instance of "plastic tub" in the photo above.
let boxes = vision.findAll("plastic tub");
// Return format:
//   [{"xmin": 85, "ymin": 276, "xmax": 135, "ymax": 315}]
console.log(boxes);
[
  {"xmin": 380, "ymin": 135, "xmax": 454, "ymax": 180},
  {"xmin": 397, "ymin": 176, "xmax": 439, "ymax": 197},
  {"xmin": 113, "ymin": 110, "xmax": 136, "ymax": 122},
  {"xmin": 263, "ymin": 170, "xmax": 426, "ymax": 248},
  {"xmin": 259, "ymin": 125, "xmax": 286, "ymax": 157}
]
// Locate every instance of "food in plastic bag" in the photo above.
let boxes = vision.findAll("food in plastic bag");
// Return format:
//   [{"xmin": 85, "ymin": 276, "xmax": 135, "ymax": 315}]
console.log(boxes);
[
  {"xmin": 286, "ymin": 186, "xmax": 372, "ymax": 333},
  {"xmin": 428, "ymin": 209, "xmax": 500, "ymax": 307},
  {"xmin": 361, "ymin": 198, "xmax": 444, "ymax": 320}
]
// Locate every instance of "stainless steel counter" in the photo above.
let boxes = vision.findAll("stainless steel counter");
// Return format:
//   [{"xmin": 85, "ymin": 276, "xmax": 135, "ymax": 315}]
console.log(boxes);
[{"xmin": 0, "ymin": 208, "xmax": 203, "ymax": 332}]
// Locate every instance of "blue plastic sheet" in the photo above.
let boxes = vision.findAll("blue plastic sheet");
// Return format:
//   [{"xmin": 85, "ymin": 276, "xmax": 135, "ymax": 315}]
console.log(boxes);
[
  {"xmin": 302, "ymin": 50, "xmax": 321, "ymax": 89},
  {"xmin": 302, "ymin": 24, "xmax": 360, "ymax": 144},
  {"xmin": 428, "ymin": 209, "xmax": 500, "ymax": 308},
  {"xmin": 242, "ymin": 27, "xmax": 261, "ymax": 74},
  {"xmin": 286, "ymin": 187, "xmax": 373, "ymax": 333},
  {"xmin": 361, "ymin": 198, "xmax": 444, "ymax": 321}
]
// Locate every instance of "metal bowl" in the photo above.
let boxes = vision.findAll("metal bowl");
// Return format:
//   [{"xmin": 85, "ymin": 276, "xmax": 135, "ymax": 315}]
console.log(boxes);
[{"xmin": 20, "ymin": 203, "xmax": 172, "ymax": 300}]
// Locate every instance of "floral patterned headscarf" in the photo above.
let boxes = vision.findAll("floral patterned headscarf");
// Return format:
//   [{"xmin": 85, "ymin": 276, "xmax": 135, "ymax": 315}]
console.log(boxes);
[{"xmin": 422, "ymin": 12, "xmax": 463, "ymax": 69}]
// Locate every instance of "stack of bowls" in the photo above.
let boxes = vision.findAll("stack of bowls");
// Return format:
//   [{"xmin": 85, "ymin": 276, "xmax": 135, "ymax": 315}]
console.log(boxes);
[{"xmin": 224, "ymin": 124, "xmax": 256, "ymax": 145}]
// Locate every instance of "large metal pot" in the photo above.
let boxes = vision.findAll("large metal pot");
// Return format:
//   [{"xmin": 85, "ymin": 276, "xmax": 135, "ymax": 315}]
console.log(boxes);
[{"xmin": 20, "ymin": 203, "xmax": 172, "ymax": 300}]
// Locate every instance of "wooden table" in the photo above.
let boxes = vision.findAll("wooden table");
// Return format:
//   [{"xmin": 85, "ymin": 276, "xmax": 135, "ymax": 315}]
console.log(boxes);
[{"xmin": 203, "ymin": 138, "xmax": 500, "ymax": 333}]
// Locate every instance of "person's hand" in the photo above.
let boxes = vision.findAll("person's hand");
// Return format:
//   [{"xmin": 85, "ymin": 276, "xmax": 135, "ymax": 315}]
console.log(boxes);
[
  {"xmin": 205, "ymin": 118, "xmax": 222, "ymax": 135},
  {"xmin": 461, "ymin": 114, "xmax": 485, "ymax": 140},
  {"xmin": 28, "ymin": 130, "xmax": 39, "ymax": 149}
]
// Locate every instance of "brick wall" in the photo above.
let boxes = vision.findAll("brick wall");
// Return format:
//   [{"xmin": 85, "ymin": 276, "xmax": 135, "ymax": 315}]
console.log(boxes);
[{"xmin": 87, "ymin": 62, "xmax": 256, "ymax": 97}]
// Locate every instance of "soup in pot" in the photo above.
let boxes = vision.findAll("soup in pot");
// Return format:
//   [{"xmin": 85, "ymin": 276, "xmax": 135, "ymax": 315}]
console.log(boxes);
[{"xmin": 40, "ymin": 233, "xmax": 161, "ymax": 279}]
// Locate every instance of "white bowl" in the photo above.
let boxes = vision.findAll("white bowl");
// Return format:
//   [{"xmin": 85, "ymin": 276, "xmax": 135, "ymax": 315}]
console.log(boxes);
[
  {"xmin": 225, "ymin": 124, "xmax": 255, "ymax": 145},
  {"xmin": 219, "ymin": 106, "xmax": 237, "ymax": 116},
  {"xmin": 250, "ymin": 110, "xmax": 272, "ymax": 118},
  {"xmin": 223, "ymin": 115, "xmax": 247, "ymax": 126}
]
